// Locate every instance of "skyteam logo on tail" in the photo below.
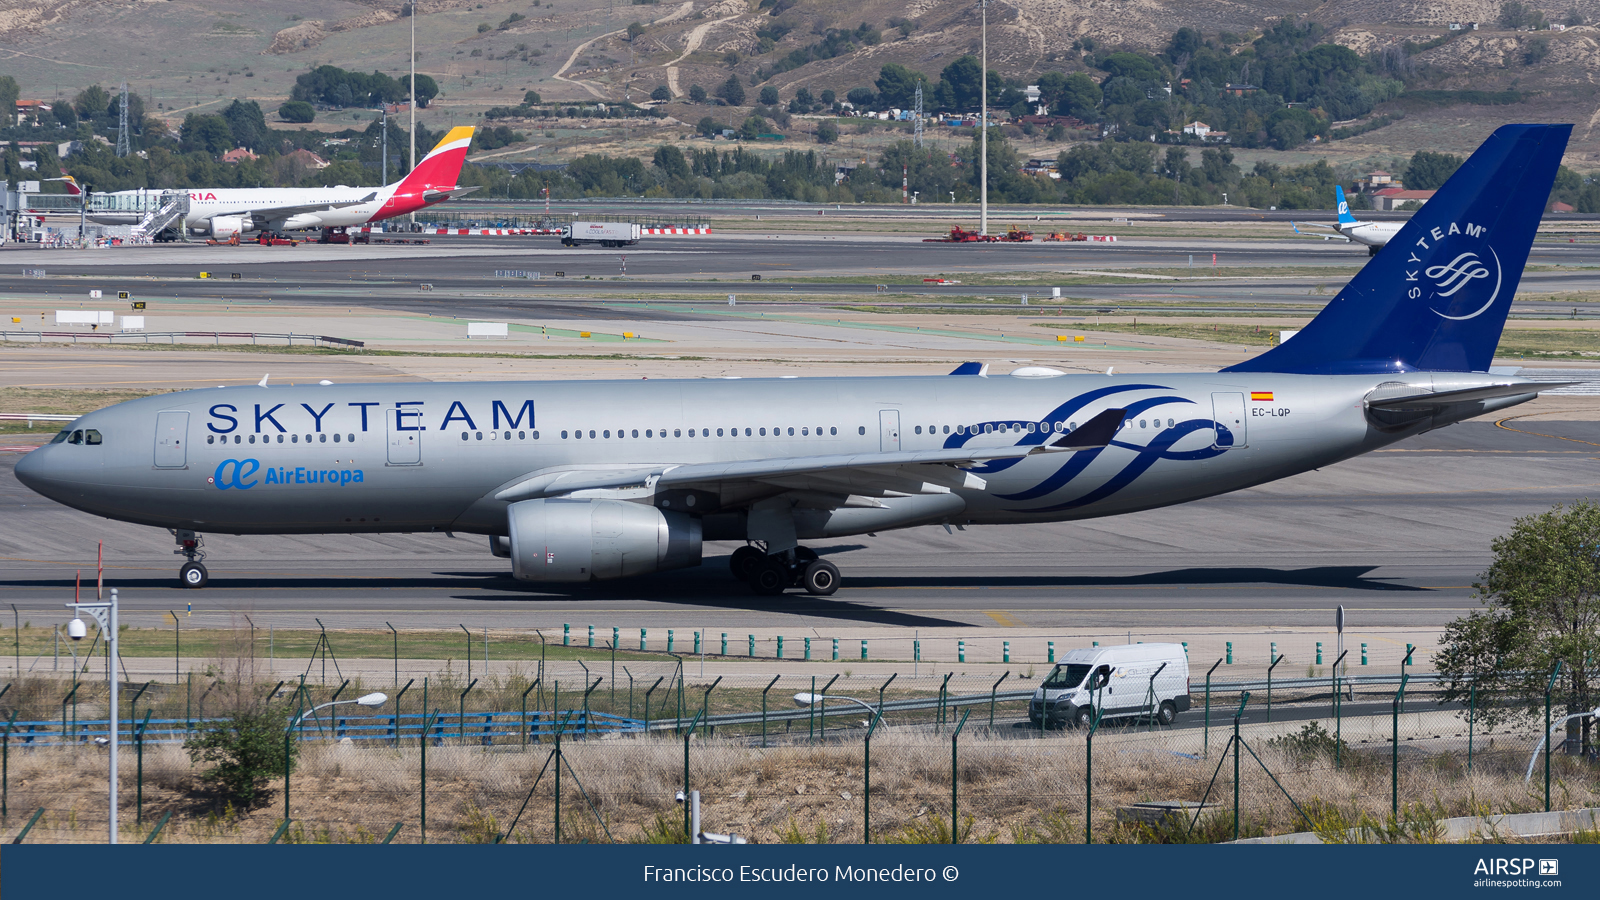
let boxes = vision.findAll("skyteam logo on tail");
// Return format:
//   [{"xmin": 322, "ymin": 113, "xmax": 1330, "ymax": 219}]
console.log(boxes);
[{"xmin": 1407, "ymin": 221, "xmax": 1501, "ymax": 321}]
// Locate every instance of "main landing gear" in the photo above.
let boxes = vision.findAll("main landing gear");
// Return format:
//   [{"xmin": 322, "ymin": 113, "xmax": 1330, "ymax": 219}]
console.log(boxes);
[
  {"xmin": 729, "ymin": 544, "xmax": 840, "ymax": 596},
  {"xmin": 173, "ymin": 529, "xmax": 209, "ymax": 589}
]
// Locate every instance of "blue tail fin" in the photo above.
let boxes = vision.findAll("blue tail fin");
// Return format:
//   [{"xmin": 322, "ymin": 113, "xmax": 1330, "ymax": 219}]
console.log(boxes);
[
  {"xmin": 1335, "ymin": 184, "xmax": 1357, "ymax": 225},
  {"xmin": 1225, "ymin": 124, "xmax": 1570, "ymax": 375}
]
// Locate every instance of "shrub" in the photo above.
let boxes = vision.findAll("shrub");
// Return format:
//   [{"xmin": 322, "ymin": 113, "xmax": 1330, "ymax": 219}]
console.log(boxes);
[
  {"xmin": 278, "ymin": 101, "xmax": 315, "ymax": 123},
  {"xmin": 184, "ymin": 706, "xmax": 295, "ymax": 807}
]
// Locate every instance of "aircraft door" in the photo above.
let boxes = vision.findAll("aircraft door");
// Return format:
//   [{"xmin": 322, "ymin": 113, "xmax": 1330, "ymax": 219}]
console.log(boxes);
[
  {"xmin": 878, "ymin": 409, "xmax": 900, "ymax": 452},
  {"xmin": 1210, "ymin": 392, "xmax": 1247, "ymax": 449},
  {"xmin": 153, "ymin": 411, "xmax": 189, "ymax": 468},
  {"xmin": 387, "ymin": 406, "xmax": 422, "ymax": 465}
]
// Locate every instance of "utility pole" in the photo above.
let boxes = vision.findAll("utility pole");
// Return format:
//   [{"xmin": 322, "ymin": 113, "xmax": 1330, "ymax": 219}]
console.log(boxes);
[
  {"xmin": 979, "ymin": 0, "xmax": 988, "ymax": 236},
  {"xmin": 409, "ymin": 0, "xmax": 417, "ymax": 229},
  {"xmin": 914, "ymin": 80, "xmax": 924, "ymax": 149},
  {"xmin": 116, "ymin": 82, "xmax": 130, "ymax": 158}
]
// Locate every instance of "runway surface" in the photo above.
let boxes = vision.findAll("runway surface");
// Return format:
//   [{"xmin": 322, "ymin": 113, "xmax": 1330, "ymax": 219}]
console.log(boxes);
[{"xmin": 2, "ymin": 417, "xmax": 1596, "ymax": 636}]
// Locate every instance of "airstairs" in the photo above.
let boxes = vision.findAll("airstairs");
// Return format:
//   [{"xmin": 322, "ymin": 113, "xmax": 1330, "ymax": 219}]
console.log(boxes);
[{"xmin": 133, "ymin": 191, "xmax": 189, "ymax": 240}]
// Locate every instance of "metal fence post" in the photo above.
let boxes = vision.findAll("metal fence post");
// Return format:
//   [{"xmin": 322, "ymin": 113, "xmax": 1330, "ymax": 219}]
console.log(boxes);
[
  {"xmin": 421, "ymin": 703, "xmax": 440, "ymax": 844},
  {"xmin": 1204, "ymin": 658, "xmax": 1222, "ymax": 757},
  {"xmin": 458, "ymin": 679, "xmax": 478, "ymax": 744},
  {"xmin": 134, "ymin": 710, "xmax": 150, "ymax": 825},
  {"xmin": 950, "ymin": 708, "xmax": 970, "ymax": 844},
  {"xmin": 1233, "ymin": 692, "xmax": 1249, "ymax": 841},
  {"xmin": 988, "ymin": 671, "xmax": 1008, "ymax": 729},
  {"xmin": 1, "ymin": 709, "xmax": 17, "ymax": 818},
  {"xmin": 644, "ymin": 676, "xmax": 664, "ymax": 734},
  {"xmin": 1267, "ymin": 653, "xmax": 1283, "ymax": 722},
  {"xmin": 683, "ymin": 710, "xmax": 703, "ymax": 839},
  {"xmin": 1332, "ymin": 650, "xmax": 1348, "ymax": 768},
  {"xmin": 863, "ymin": 709, "xmax": 883, "ymax": 843},
  {"xmin": 386, "ymin": 622, "xmax": 398, "ymax": 687},
  {"xmin": 877, "ymin": 673, "xmax": 896, "ymax": 715},
  {"xmin": 1545, "ymin": 661, "xmax": 1562, "ymax": 812},
  {"xmin": 1391, "ymin": 671, "xmax": 1409, "ymax": 820},
  {"xmin": 520, "ymin": 679, "xmax": 540, "ymax": 749},
  {"xmin": 1467, "ymin": 681, "xmax": 1476, "ymax": 773},
  {"xmin": 760, "ymin": 674, "xmax": 780, "ymax": 748}
]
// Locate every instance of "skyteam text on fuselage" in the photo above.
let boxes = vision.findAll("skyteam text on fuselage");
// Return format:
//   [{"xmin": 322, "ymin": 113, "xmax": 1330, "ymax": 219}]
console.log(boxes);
[
  {"xmin": 16, "ymin": 124, "xmax": 1575, "ymax": 595},
  {"xmin": 84, "ymin": 127, "xmax": 477, "ymax": 239}
]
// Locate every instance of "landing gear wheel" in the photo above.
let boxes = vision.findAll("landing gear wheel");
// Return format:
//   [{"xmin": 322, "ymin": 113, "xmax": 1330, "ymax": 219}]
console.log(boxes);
[
  {"xmin": 1367, "ymin": 245, "xmax": 1379, "ymax": 257},
  {"xmin": 1156, "ymin": 700, "xmax": 1177, "ymax": 727},
  {"xmin": 750, "ymin": 558, "xmax": 790, "ymax": 596},
  {"xmin": 801, "ymin": 559, "xmax": 840, "ymax": 595},
  {"xmin": 729, "ymin": 546, "xmax": 764, "ymax": 581},
  {"xmin": 1073, "ymin": 707, "xmax": 1094, "ymax": 730},
  {"xmin": 794, "ymin": 546, "xmax": 819, "ymax": 563},
  {"xmin": 180, "ymin": 562, "xmax": 209, "ymax": 589}
]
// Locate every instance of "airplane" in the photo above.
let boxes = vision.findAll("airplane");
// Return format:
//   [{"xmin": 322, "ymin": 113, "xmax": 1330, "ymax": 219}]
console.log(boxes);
[
  {"xmin": 14, "ymin": 124, "xmax": 1576, "ymax": 595},
  {"xmin": 81, "ymin": 126, "xmax": 478, "ymax": 240},
  {"xmin": 1292, "ymin": 184, "xmax": 1404, "ymax": 256}
]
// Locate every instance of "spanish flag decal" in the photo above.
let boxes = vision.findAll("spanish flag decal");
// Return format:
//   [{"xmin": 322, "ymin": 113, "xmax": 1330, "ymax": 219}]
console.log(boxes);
[{"xmin": 1251, "ymin": 391, "xmax": 1274, "ymax": 402}]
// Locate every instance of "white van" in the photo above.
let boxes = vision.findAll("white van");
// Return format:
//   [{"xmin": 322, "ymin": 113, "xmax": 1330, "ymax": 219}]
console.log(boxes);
[{"xmin": 1028, "ymin": 643, "xmax": 1191, "ymax": 728}]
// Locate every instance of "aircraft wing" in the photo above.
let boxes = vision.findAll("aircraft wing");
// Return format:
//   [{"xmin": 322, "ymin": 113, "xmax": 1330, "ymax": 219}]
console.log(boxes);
[
  {"xmin": 496, "ymin": 408, "xmax": 1127, "ymax": 503},
  {"xmin": 212, "ymin": 193, "xmax": 379, "ymax": 221},
  {"xmin": 1291, "ymin": 221, "xmax": 1349, "ymax": 241}
]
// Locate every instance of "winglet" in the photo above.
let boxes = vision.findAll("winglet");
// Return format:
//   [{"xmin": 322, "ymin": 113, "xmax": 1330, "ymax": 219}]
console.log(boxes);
[
  {"xmin": 948, "ymin": 362, "xmax": 989, "ymax": 376},
  {"xmin": 1335, "ymin": 185, "xmax": 1358, "ymax": 225},
  {"xmin": 1048, "ymin": 408, "xmax": 1126, "ymax": 450},
  {"xmin": 258, "ymin": 374, "xmax": 269, "ymax": 387}
]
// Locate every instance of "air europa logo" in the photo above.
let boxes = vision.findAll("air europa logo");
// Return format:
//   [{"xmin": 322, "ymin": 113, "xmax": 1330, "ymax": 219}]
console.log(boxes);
[
  {"xmin": 1404, "ymin": 220, "xmax": 1501, "ymax": 321},
  {"xmin": 209, "ymin": 458, "xmax": 364, "ymax": 490}
]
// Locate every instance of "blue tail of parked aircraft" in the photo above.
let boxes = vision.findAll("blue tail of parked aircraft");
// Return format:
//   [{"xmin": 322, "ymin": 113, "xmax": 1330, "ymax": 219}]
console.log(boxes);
[
  {"xmin": 1225, "ymin": 124, "xmax": 1570, "ymax": 376},
  {"xmin": 1334, "ymin": 184, "xmax": 1358, "ymax": 225}
]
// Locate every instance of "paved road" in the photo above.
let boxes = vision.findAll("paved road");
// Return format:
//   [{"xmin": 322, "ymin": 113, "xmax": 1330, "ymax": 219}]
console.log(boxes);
[{"xmin": 2, "ymin": 418, "xmax": 1595, "ymax": 635}]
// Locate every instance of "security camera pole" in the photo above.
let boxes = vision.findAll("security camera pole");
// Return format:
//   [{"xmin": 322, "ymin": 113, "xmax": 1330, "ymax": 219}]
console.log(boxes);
[{"xmin": 65, "ymin": 587, "xmax": 118, "ymax": 843}]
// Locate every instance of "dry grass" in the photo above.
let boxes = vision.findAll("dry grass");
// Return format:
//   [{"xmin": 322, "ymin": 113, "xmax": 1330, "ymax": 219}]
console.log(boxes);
[{"xmin": 3, "ymin": 722, "xmax": 1595, "ymax": 845}]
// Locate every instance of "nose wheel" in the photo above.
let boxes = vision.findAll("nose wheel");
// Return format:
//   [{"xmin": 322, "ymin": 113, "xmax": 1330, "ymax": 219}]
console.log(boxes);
[
  {"xmin": 180, "ymin": 562, "xmax": 209, "ymax": 589},
  {"xmin": 172, "ymin": 529, "xmax": 209, "ymax": 589}
]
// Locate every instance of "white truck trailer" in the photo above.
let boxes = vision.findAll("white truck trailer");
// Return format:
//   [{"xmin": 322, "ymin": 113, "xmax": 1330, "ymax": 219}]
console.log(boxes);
[{"xmin": 561, "ymin": 221, "xmax": 642, "ymax": 247}]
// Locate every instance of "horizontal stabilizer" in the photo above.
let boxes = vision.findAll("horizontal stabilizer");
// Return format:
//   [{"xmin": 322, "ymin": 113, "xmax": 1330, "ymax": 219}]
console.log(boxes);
[
  {"xmin": 1365, "ymin": 382, "xmax": 1575, "ymax": 410},
  {"xmin": 1050, "ymin": 407, "xmax": 1126, "ymax": 450}
]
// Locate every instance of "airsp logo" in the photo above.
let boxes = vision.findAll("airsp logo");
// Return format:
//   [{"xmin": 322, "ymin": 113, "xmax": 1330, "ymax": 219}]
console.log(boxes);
[{"xmin": 1406, "ymin": 221, "xmax": 1501, "ymax": 321}]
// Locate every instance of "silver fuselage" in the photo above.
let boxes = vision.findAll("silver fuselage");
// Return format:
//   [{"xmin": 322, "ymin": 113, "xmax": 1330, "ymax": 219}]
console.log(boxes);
[{"xmin": 14, "ymin": 371, "xmax": 1532, "ymax": 540}]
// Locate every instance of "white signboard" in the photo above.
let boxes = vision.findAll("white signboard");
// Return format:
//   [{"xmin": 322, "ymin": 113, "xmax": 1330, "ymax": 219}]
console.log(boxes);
[
  {"xmin": 121, "ymin": 316, "xmax": 145, "ymax": 331},
  {"xmin": 467, "ymin": 322, "xmax": 509, "ymax": 338},
  {"xmin": 89, "ymin": 290, "xmax": 102, "ymax": 299},
  {"xmin": 55, "ymin": 310, "xmax": 114, "ymax": 325}
]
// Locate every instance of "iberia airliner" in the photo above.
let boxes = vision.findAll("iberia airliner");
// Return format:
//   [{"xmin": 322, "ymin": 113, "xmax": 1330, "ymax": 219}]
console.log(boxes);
[{"xmin": 87, "ymin": 126, "xmax": 477, "ymax": 238}]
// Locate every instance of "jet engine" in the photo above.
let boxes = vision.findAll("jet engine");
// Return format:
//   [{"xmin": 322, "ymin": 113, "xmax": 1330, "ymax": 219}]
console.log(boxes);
[
  {"xmin": 506, "ymin": 498, "xmax": 701, "ymax": 582},
  {"xmin": 200, "ymin": 215, "xmax": 247, "ymax": 239}
]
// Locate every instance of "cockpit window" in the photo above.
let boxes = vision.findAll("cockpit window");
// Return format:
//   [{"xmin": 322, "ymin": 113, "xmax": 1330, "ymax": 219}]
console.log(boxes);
[
  {"xmin": 50, "ymin": 430, "xmax": 70, "ymax": 444},
  {"xmin": 85, "ymin": 429, "xmax": 102, "ymax": 445},
  {"xmin": 68, "ymin": 430, "xmax": 83, "ymax": 445}
]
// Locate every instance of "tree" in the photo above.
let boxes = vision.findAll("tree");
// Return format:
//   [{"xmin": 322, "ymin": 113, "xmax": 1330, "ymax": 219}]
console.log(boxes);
[
  {"xmin": 717, "ymin": 76, "xmax": 745, "ymax": 106},
  {"xmin": 184, "ymin": 706, "xmax": 296, "ymax": 807},
  {"xmin": 1499, "ymin": 0, "xmax": 1548, "ymax": 29},
  {"xmin": 409, "ymin": 74, "xmax": 439, "ymax": 108},
  {"xmin": 180, "ymin": 114, "xmax": 234, "ymax": 154},
  {"xmin": 846, "ymin": 87, "xmax": 876, "ymax": 108},
  {"xmin": 696, "ymin": 115, "xmax": 720, "ymax": 138},
  {"xmin": 221, "ymin": 100, "xmax": 268, "ymax": 151},
  {"xmin": 816, "ymin": 120, "xmax": 839, "ymax": 144},
  {"xmin": 278, "ymin": 101, "xmax": 315, "ymax": 123},
  {"xmin": 875, "ymin": 63, "xmax": 926, "ymax": 108},
  {"xmin": 651, "ymin": 85, "xmax": 671, "ymax": 102},
  {"xmin": 652, "ymin": 143, "xmax": 689, "ymax": 178},
  {"xmin": 820, "ymin": 89, "xmax": 836, "ymax": 106},
  {"xmin": 1403, "ymin": 150, "xmax": 1463, "ymax": 190},
  {"xmin": 522, "ymin": 90, "xmax": 541, "ymax": 106},
  {"xmin": 938, "ymin": 55, "xmax": 984, "ymax": 108},
  {"xmin": 1054, "ymin": 73, "xmax": 1102, "ymax": 119},
  {"xmin": 53, "ymin": 103, "xmax": 77, "ymax": 128},
  {"xmin": 0, "ymin": 75, "xmax": 18, "ymax": 122},
  {"xmin": 627, "ymin": 21, "xmax": 645, "ymax": 41},
  {"xmin": 1523, "ymin": 35, "xmax": 1551, "ymax": 65},
  {"xmin": 739, "ymin": 114, "xmax": 766, "ymax": 140},
  {"xmin": 759, "ymin": 85, "xmax": 779, "ymax": 106},
  {"xmin": 1435, "ymin": 501, "xmax": 1600, "ymax": 756},
  {"xmin": 688, "ymin": 84, "xmax": 708, "ymax": 103},
  {"xmin": 74, "ymin": 85, "xmax": 111, "ymax": 120}
]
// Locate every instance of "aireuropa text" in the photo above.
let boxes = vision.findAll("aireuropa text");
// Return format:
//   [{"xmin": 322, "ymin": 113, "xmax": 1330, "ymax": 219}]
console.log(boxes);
[{"xmin": 642, "ymin": 865, "xmax": 943, "ymax": 883}]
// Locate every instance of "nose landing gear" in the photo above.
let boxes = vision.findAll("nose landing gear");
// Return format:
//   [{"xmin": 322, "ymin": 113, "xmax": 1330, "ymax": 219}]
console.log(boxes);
[{"xmin": 173, "ymin": 529, "xmax": 209, "ymax": 589}]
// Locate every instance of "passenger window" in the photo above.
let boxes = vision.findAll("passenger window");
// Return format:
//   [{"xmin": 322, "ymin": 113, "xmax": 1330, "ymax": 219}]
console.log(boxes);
[
  {"xmin": 603, "ymin": 430, "xmax": 611, "ymax": 439},
  {"xmin": 531, "ymin": 431, "xmax": 539, "ymax": 439},
  {"xmin": 85, "ymin": 430, "xmax": 102, "ymax": 445},
  {"xmin": 561, "ymin": 431, "xmax": 569, "ymax": 439},
  {"xmin": 759, "ymin": 428, "xmax": 766, "ymax": 436},
  {"xmin": 802, "ymin": 427, "xmax": 809, "ymax": 436},
  {"xmin": 1139, "ymin": 420, "xmax": 1146, "ymax": 429},
  {"xmin": 476, "ymin": 432, "xmax": 484, "ymax": 441},
  {"xmin": 348, "ymin": 434, "xmax": 354, "ymax": 442},
  {"xmin": 943, "ymin": 425, "xmax": 950, "ymax": 434},
  {"xmin": 588, "ymin": 430, "xmax": 595, "ymax": 439},
  {"xmin": 504, "ymin": 431, "xmax": 511, "ymax": 440},
  {"xmin": 717, "ymin": 428, "xmax": 724, "ymax": 437},
  {"xmin": 319, "ymin": 434, "xmax": 327, "ymax": 443},
  {"xmin": 292, "ymin": 434, "xmax": 299, "ymax": 443},
  {"xmin": 333, "ymin": 434, "xmax": 341, "ymax": 443},
  {"xmin": 786, "ymin": 427, "xmax": 793, "ymax": 436},
  {"xmin": 461, "ymin": 432, "xmax": 469, "ymax": 441},
  {"xmin": 914, "ymin": 426, "xmax": 922, "ymax": 435},
  {"xmin": 632, "ymin": 429, "xmax": 639, "ymax": 438},
  {"xmin": 745, "ymin": 428, "xmax": 752, "ymax": 436},
  {"xmin": 249, "ymin": 435, "xmax": 256, "ymax": 444},
  {"xmin": 674, "ymin": 429, "xmax": 681, "ymax": 438},
  {"xmin": 207, "ymin": 435, "xmax": 215, "ymax": 444},
  {"xmin": 236, "ymin": 435, "xmax": 244, "ymax": 444},
  {"xmin": 858, "ymin": 426, "xmax": 865, "ymax": 435},
  {"xmin": 1168, "ymin": 419, "xmax": 1175, "ymax": 427}
]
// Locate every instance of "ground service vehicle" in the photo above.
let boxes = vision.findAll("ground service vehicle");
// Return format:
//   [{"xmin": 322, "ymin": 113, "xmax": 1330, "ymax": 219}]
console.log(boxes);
[
  {"xmin": 562, "ymin": 221, "xmax": 642, "ymax": 247},
  {"xmin": 1030, "ymin": 643, "xmax": 1192, "ymax": 728}
]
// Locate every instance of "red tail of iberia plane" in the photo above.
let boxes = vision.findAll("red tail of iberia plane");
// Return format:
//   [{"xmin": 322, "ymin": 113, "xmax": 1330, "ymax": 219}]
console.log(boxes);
[
  {"xmin": 372, "ymin": 125, "xmax": 477, "ymax": 221},
  {"xmin": 47, "ymin": 168, "xmax": 82, "ymax": 196}
]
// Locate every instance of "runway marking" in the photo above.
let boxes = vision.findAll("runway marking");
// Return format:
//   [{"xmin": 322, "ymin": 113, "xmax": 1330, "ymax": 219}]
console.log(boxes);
[
  {"xmin": 1495, "ymin": 413, "xmax": 1600, "ymax": 449},
  {"xmin": 983, "ymin": 610, "xmax": 1023, "ymax": 626}
]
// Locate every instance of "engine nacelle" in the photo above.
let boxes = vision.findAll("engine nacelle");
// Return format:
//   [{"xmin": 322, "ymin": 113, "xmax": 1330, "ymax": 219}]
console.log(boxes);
[
  {"xmin": 200, "ymin": 215, "xmax": 247, "ymax": 239},
  {"xmin": 507, "ymin": 498, "xmax": 701, "ymax": 582}
]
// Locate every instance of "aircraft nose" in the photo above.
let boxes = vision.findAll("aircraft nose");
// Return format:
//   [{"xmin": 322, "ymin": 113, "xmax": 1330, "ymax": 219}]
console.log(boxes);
[{"xmin": 12, "ymin": 444, "xmax": 46, "ymax": 490}]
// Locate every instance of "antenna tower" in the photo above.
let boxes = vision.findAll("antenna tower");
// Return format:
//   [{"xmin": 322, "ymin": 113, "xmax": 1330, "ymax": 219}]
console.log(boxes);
[
  {"xmin": 913, "ymin": 81, "xmax": 924, "ymax": 148},
  {"xmin": 116, "ymin": 82, "xmax": 130, "ymax": 158}
]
